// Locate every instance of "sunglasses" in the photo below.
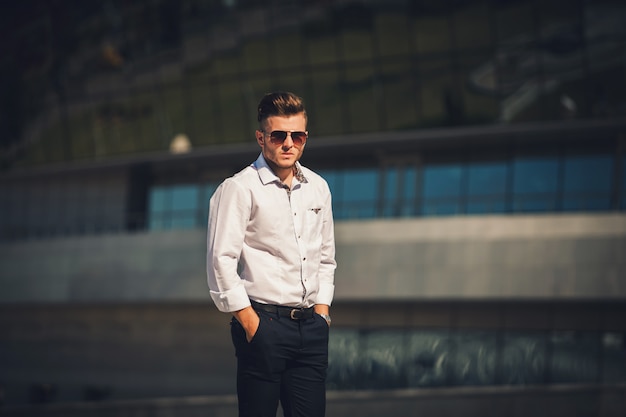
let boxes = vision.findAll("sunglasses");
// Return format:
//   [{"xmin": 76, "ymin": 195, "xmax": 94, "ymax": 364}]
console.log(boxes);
[{"xmin": 263, "ymin": 130, "xmax": 308, "ymax": 146}]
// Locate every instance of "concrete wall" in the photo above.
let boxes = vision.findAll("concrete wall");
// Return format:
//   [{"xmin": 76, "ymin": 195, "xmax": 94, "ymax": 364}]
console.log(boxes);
[
  {"xmin": 334, "ymin": 213, "xmax": 626, "ymax": 300},
  {"xmin": 1, "ymin": 213, "xmax": 625, "ymax": 304}
]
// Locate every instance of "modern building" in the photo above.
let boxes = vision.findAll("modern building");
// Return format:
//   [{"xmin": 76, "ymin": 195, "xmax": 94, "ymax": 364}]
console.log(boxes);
[{"xmin": 1, "ymin": 0, "xmax": 625, "ymax": 415}]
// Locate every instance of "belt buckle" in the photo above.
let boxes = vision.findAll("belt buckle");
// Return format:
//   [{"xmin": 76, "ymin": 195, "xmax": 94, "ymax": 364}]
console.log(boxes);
[{"xmin": 290, "ymin": 309, "xmax": 301, "ymax": 320}]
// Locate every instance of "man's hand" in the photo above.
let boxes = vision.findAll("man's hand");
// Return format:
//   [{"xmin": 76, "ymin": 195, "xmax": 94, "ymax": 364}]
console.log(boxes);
[
  {"xmin": 233, "ymin": 306, "xmax": 260, "ymax": 342},
  {"xmin": 314, "ymin": 304, "xmax": 331, "ymax": 326}
]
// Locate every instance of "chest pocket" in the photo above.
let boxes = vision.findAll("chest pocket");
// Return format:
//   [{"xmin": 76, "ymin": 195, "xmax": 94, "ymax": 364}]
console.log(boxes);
[{"xmin": 302, "ymin": 205, "xmax": 324, "ymax": 240}]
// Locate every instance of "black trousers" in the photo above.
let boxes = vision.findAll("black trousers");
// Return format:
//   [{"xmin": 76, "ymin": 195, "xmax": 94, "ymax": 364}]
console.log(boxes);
[{"xmin": 230, "ymin": 308, "xmax": 330, "ymax": 417}]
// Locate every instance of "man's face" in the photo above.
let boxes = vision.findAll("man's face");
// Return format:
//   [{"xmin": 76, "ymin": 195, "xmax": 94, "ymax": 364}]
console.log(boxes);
[{"xmin": 256, "ymin": 113, "xmax": 307, "ymax": 173}]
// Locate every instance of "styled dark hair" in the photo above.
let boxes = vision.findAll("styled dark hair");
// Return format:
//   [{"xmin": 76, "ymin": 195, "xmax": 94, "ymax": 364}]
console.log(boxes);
[{"xmin": 257, "ymin": 92, "xmax": 307, "ymax": 126}]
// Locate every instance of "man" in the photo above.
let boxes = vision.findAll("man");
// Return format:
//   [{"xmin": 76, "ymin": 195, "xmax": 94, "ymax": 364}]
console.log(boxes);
[{"xmin": 207, "ymin": 91, "xmax": 337, "ymax": 417}]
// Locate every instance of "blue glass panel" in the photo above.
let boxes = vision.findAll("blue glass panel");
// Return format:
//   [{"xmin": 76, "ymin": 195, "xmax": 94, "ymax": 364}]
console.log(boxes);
[
  {"xmin": 382, "ymin": 166, "xmax": 416, "ymax": 217},
  {"xmin": 423, "ymin": 165, "xmax": 463, "ymax": 198},
  {"xmin": 422, "ymin": 165, "xmax": 462, "ymax": 216},
  {"xmin": 171, "ymin": 215, "xmax": 196, "ymax": 229},
  {"xmin": 562, "ymin": 197, "xmax": 611, "ymax": 212},
  {"xmin": 563, "ymin": 155, "xmax": 612, "ymax": 193},
  {"xmin": 468, "ymin": 163, "xmax": 507, "ymax": 195},
  {"xmin": 561, "ymin": 155, "xmax": 613, "ymax": 211},
  {"xmin": 148, "ymin": 213, "xmax": 167, "ymax": 230},
  {"xmin": 466, "ymin": 200, "xmax": 507, "ymax": 214},
  {"xmin": 467, "ymin": 162, "xmax": 508, "ymax": 214},
  {"xmin": 402, "ymin": 167, "xmax": 417, "ymax": 199},
  {"xmin": 382, "ymin": 167, "xmax": 398, "ymax": 218},
  {"xmin": 513, "ymin": 197, "xmax": 558, "ymax": 212},
  {"xmin": 342, "ymin": 169, "xmax": 378, "ymax": 202},
  {"xmin": 513, "ymin": 158, "xmax": 559, "ymax": 194},
  {"xmin": 171, "ymin": 185, "xmax": 199, "ymax": 211},
  {"xmin": 384, "ymin": 167, "xmax": 399, "ymax": 200},
  {"xmin": 340, "ymin": 203, "xmax": 377, "ymax": 219},
  {"xmin": 422, "ymin": 201, "xmax": 461, "ymax": 216},
  {"xmin": 512, "ymin": 158, "xmax": 559, "ymax": 212},
  {"xmin": 399, "ymin": 204, "xmax": 415, "ymax": 217},
  {"xmin": 149, "ymin": 187, "xmax": 169, "ymax": 213},
  {"xmin": 392, "ymin": 166, "xmax": 417, "ymax": 217}
]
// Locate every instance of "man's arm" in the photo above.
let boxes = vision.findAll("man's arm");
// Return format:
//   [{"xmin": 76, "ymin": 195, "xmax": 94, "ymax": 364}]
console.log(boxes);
[
  {"xmin": 232, "ymin": 306, "xmax": 260, "ymax": 342},
  {"xmin": 315, "ymin": 184, "xmax": 336, "ymax": 326},
  {"xmin": 207, "ymin": 179, "xmax": 252, "ymax": 313},
  {"xmin": 317, "ymin": 185, "xmax": 336, "ymax": 296}
]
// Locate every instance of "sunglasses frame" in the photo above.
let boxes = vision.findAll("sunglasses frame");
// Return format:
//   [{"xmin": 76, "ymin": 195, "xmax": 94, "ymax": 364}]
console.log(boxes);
[{"xmin": 262, "ymin": 130, "xmax": 308, "ymax": 146}]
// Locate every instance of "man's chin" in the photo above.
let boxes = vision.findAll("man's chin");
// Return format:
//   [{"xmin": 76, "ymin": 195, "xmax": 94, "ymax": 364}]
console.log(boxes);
[{"xmin": 277, "ymin": 156, "xmax": 298, "ymax": 167}]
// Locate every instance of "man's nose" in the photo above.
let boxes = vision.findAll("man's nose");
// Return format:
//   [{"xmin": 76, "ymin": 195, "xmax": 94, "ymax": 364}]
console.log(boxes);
[{"xmin": 282, "ymin": 133, "xmax": 294, "ymax": 148}]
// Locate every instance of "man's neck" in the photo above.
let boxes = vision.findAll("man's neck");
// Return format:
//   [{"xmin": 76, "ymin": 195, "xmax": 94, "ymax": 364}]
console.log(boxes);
[{"xmin": 267, "ymin": 161, "xmax": 294, "ymax": 187}]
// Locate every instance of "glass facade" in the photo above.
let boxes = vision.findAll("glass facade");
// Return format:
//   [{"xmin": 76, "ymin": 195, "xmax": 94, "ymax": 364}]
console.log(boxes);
[
  {"xmin": 466, "ymin": 162, "xmax": 508, "ymax": 214},
  {"xmin": 147, "ymin": 152, "xmax": 622, "ymax": 230},
  {"xmin": 148, "ymin": 182, "xmax": 219, "ymax": 231},
  {"xmin": 512, "ymin": 158, "xmax": 560, "ymax": 212},
  {"xmin": 562, "ymin": 155, "xmax": 614, "ymax": 211},
  {"xmin": 8, "ymin": 0, "xmax": 624, "ymax": 166}
]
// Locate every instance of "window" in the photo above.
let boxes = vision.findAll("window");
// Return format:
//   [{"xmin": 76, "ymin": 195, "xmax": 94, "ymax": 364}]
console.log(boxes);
[
  {"xmin": 145, "ymin": 151, "xmax": 624, "ymax": 231},
  {"xmin": 149, "ymin": 182, "xmax": 219, "ymax": 231},
  {"xmin": 319, "ymin": 169, "xmax": 379, "ymax": 220},
  {"xmin": 512, "ymin": 158, "xmax": 559, "ymax": 212},
  {"xmin": 170, "ymin": 186, "xmax": 199, "ymax": 229},
  {"xmin": 382, "ymin": 167, "xmax": 399, "ymax": 217},
  {"xmin": 467, "ymin": 162, "xmax": 508, "ymax": 214},
  {"xmin": 422, "ymin": 164, "xmax": 463, "ymax": 215},
  {"xmin": 562, "ymin": 155, "xmax": 613, "ymax": 211},
  {"xmin": 149, "ymin": 187, "xmax": 169, "ymax": 230},
  {"xmin": 382, "ymin": 166, "xmax": 417, "ymax": 217},
  {"xmin": 337, "ymin": 169, "xmax": 379, "ymax": 219}
]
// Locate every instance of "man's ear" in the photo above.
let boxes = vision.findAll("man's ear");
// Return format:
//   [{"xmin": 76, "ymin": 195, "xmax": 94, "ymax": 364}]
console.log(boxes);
[{"xmin": 255, "ymin": 130, "xmax": 264, "ymax": 147}]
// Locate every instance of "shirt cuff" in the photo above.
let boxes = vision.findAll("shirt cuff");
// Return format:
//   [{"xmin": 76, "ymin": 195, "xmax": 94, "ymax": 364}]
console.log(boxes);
[
  {"xmin": 316, "ymin": 282, "xmax": 335, "ymax": 307},
  {"xmin": 210, "ymin": 285, "xmax": 251, "ymax": 313}
]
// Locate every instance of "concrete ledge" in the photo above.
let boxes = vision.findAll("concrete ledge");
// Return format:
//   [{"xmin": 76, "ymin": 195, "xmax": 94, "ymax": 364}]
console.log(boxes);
[{"xmin": 2, "ymin": 213, "xmax": 625, "ymax": 303}]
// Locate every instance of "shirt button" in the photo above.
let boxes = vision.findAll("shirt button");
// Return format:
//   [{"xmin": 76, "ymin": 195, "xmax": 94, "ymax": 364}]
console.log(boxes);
[{"xmin": 303, "ymin": 258, "xmax": 306, "ymax": 261}]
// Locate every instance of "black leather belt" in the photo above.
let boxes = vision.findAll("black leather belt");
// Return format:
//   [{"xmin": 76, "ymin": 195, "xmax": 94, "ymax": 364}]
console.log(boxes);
[{"xmin": 250, "ymin": 300, "xmax": 314, "ymax": 320}]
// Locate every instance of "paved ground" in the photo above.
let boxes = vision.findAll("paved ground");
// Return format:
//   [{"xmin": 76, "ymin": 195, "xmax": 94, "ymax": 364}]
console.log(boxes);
[{"xmin": 2, "ymin": 384, "xmax": 625, "ymax": 417}]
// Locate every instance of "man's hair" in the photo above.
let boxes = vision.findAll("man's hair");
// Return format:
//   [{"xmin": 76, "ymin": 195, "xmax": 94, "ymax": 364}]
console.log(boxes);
[{"xmin": 257, "ymin": 92, "xmax": 307, "ymax": 126}]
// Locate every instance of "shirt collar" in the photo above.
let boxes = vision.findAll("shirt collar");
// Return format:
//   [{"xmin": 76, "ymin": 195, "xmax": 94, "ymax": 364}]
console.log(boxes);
[{"xmin": 254, "ymin": 153, "xmax": 308, "ymax": 185}]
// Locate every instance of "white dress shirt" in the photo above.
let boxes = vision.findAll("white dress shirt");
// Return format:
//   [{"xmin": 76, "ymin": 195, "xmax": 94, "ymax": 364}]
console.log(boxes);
[{"xmin": 207, "ymin": 153, "xmax": 336, "ymax": 313}]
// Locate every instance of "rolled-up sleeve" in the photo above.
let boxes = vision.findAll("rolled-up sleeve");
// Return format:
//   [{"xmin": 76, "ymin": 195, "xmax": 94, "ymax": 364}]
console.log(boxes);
[{"xmin": 206, "ymin": 179, "xmax": 251, "ymax": 312}]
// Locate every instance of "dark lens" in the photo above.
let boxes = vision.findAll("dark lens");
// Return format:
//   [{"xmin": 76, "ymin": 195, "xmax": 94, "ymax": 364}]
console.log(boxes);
[
  {"xmin": 270, "ymin": 131, "xmax": 288, "ymax": 143},
  {"xmin": 291, "ymin": 132, "xmax": 307, "ymax": 145}
]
